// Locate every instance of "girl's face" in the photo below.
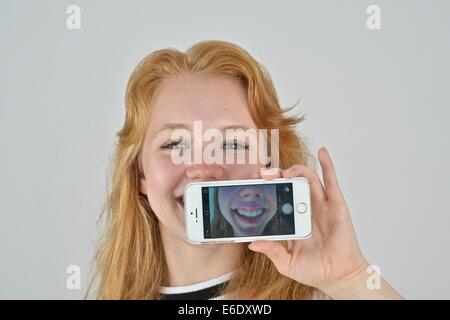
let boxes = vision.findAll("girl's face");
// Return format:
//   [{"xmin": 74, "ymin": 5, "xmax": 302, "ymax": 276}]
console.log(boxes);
[
  {"xmin": 139, "ymin": 72, "xmax": 263, "ymax": 242},
  {"xmin": 217, "ymin": 185, "xmax": 277, "ymax": 236}
]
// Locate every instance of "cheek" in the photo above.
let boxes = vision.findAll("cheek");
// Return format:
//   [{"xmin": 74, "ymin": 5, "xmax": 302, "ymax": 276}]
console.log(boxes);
[
  {"xmin": 220, "ymin": 190, "xmax": 233, "ymax": 203},
  {"xmin": 266, "ymin": 194, "xmax": 277, "ymax": 215},
  {"xmin": 218, "ymin": 191, "xmax": 235, "ymax": 217},
  {"xmin": 145, "ymin": 156, "xmax": 184, "ymax": 201},
  {"xmin": 261, "ymin": 187, "xmax": 276, "ymax": 204}
]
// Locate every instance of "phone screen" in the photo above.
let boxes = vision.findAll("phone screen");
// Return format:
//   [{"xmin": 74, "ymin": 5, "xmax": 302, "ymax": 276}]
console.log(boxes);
[{"xmin": 201, "ymin": 183, "xmax": 295, "ymax": 238}]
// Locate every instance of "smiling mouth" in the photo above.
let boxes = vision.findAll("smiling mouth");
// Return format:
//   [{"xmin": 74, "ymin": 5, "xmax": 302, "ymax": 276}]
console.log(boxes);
[
  {"xmin": 234, "ymin": 208, "xmax": 264, "ymax": 218},
  {"xmin": 231, "ymin": 207, "xmax": 266, "ymax": 224}
]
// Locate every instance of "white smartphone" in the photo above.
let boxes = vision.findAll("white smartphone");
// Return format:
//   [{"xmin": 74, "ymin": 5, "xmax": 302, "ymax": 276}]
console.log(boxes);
[{"xmin": 184, "ymin": 177, "xmax": 312, "ymax": 244}]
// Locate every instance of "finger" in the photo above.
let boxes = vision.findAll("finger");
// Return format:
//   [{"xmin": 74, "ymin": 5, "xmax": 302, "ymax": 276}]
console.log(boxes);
[
  {"xmin": 260, "ymin": 167, "xmax": 282, "ymax": 180},
  {"xmin": 248, "ymin": 240, "xmax": 291, "ymax": 275},
  {"xmin": 287, "ymin": 240, "xmax": 294, "ymax": 251},
  {"xmin": 318, "ymin": 147, "xmax": 344, "ymax": 204},
  {"xmin": 281, "ymin": 164, "xmax": 327, "ymax": 203}
]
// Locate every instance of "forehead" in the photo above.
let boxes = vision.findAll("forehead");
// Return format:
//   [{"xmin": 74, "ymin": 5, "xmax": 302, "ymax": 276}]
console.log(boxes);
[{"xmin": 148, "ymin": 72, "xmax": 256, "ymax": 131}]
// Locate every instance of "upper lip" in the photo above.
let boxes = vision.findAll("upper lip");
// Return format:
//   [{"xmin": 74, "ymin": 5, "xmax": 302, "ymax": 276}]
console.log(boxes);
[{"xmin": 231, "ymin": 200, "xmax": 266, "ymax": 210}]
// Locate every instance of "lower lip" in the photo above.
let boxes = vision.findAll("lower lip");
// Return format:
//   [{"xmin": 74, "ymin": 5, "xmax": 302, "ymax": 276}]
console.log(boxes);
[{"xmin": 232, "ymin": 209, "xmax": 264, "ymax": 225}]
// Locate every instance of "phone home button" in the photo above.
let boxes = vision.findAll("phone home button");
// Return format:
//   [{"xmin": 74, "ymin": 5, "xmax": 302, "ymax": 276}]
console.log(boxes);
[{"xmin": 296, "ymin": 202, "xmax": 308, "ymax": 214}]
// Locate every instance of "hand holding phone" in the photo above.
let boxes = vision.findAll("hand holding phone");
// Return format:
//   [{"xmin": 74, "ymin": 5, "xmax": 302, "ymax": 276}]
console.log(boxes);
[{"xmin": 184, "ymin": 177, "xmax": 312, "ymax": 244}]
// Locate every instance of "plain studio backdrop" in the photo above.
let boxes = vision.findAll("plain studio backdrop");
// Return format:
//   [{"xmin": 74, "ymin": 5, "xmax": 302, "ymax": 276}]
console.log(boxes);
[{"xmin": 1, "ymin": 0, "xmax": 449, "ymax": 299}]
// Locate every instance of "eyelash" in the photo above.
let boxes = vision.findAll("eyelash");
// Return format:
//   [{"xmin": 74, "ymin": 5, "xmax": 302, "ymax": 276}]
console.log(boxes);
[
  {"xmin": 160, "ymin": 139, "xmax": 249, "ymax": 150},
  {"xmin": 160, "ymin": 138, "xmax": 185, "ymax": 150},
  {"xmin": 223, "ymin": 140, "xmax": 249, "ymax": 150}
]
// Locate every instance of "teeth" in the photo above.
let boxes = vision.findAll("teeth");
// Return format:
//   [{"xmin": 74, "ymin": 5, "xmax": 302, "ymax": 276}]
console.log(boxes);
[{"xmin": 236, "ymin": 208, "xmax": 263, "ymax": 217}]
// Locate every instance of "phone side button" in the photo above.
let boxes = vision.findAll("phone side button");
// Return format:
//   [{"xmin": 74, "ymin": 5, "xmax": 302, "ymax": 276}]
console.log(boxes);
[{"xmin": 296, "ymin": 202, "xmax": 308, "ymax": 214}]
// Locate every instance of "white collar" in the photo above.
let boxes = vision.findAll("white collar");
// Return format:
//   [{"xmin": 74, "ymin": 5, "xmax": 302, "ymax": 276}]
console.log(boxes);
[{"xmin": 160, "ymin": 271, "xmax": 234, "ymax": 294}]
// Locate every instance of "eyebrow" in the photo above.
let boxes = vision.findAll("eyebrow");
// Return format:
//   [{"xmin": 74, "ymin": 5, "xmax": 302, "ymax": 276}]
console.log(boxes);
[
  {"xmin": 155, "ymin": 123, "xmax": 190, "ymax": 133},
  {"xmin": 155, "ymin": 123, "xmax": 252, "ymax": 134}
]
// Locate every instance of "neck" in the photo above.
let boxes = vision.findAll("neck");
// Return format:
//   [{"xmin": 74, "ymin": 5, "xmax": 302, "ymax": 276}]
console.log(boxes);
[{"xmin": 159, "ymin": 223, "xmax": 244, "ymax": 287}]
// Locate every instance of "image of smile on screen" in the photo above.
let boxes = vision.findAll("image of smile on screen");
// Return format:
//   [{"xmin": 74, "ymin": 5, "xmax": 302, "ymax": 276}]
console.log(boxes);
[{"xmin": 202, "ymin": 183, "xmax": 295, "ymax": 238}]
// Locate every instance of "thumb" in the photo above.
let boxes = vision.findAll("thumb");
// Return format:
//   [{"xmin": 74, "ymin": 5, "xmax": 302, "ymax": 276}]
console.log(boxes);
[{"xmin": 248, "ymin": 240, "xmax": 291, "ymax": 275}]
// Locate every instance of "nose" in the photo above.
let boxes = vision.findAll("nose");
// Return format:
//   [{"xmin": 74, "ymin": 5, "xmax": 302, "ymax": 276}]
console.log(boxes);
[
  {"xmin": 185, "ymin": 164, "xmax": 225, "ymax": 181},
  {"xmin": 238, "ymin": 186, "xmax": 263, "ymax": 200}
]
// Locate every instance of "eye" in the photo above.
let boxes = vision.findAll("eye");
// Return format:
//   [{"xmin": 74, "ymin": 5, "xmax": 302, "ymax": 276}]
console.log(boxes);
[
  {"xmin": 160, "ymin": 138, "xmax": 189, "ymax": 150},
  {"xmin": 223, "ymin": 140, "xmax": 249, "ymax": 150}
]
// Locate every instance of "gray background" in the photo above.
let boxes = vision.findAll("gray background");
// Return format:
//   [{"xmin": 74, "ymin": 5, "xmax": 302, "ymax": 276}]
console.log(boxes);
[{"xmin": 1, "ymin": 0, "xmax": 449, "ymax": 299}]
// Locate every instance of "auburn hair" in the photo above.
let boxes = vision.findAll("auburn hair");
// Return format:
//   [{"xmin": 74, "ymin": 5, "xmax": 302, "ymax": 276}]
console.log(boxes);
[{"xmin": 88, "ymin": 40, "xmax": 316, "ymax": 299}]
